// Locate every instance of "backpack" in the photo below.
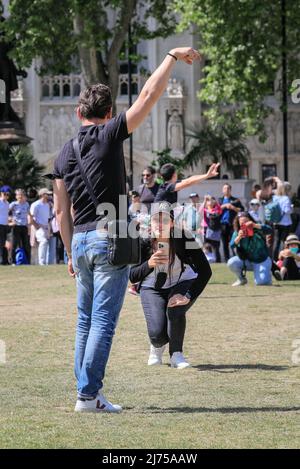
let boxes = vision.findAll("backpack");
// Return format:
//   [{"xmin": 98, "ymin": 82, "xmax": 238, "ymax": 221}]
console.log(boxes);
[
  {"xmin": 207, "ymin": 212, "xmax": 221, "ymax": 231},
  {"xmin": 264, "ymin": 200, "xmax": 282, "ymax": 224},
  {"xmin": 15, "ymin": 248, "xmax": 28, "ymax": 265}
]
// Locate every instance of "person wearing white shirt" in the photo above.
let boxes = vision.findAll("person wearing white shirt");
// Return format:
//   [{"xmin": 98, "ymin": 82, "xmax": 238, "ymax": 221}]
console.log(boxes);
[
  {"xmin": 30, "ymin": 188, "xmax": 51, "ymax": 265},
  {"xmin": 0, "ymin": 186, "xmax": 10, "ymax": 265},
  {"xmin": 273, "ymin": 182, "xmax": 293, "ymax": 261}
]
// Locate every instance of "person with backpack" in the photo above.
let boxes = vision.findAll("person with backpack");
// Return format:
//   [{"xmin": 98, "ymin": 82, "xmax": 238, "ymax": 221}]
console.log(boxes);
[
  {"xmin": 202, "ymin": 195, "xmax": 222, "ymax": 263},
  {"xmin": 52, "ymin": 47, "xmax": 202, "ymax": 413},
  {"xmin": 227, "ymin": 212, "xmax": 273, "ymax": 286}
]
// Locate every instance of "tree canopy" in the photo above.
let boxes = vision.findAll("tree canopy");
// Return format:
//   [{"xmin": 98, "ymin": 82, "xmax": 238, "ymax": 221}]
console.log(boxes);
[
  {"xmin": 175, "ymin": 0, "xmax": 300, "ymax": 137},
  {"xmin": 1, "ymin": 0, "xmax": 177, "ymax": 105}
]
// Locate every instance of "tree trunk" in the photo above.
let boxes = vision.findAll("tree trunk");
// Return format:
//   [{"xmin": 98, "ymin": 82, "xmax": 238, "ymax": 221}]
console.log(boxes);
[{"xmin": 73, "ymin": 0, "xmax": 137, "ymax": 114}]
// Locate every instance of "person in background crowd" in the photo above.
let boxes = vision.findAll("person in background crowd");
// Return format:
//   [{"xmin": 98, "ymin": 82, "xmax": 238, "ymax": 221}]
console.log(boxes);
[
  {"xmin": 275, "ymin": 234, "xmax": 300, "ymax": 280},
  {"xmin": 136, "ymin": 166, "xmax": 160, "ymax": 210},
  {"xmin": 155, "ymin": 163, "xmax": 220, "ymax": 205},
  {"xmin": 251, "ymin": 183, "xmax": 261, "ymax": 199},
  {"xmin": 9, "ymin": 188, "xmax": 31, "ymax": 264},
  {"xmin": 203, "ymin": 242, "xmax": 216, "ymax": 263},
  {"xmin": 248, "ymin": 198, "xmax": 263, "ymax": 223},
  {"xmin": 228, "ymin": 212, "xmax": 273, "ymax": 286},
  {"xmin": 128, "ymin": 191, "xmax": 141, "ymax": 220},
  {"xmin": 182, "ymin": 193, "xmax": 202, "ymax": 245},
  {"xmin": 0, "ymin": 185, "xmax": 11, "ymax": 265},
  {"xmin": 219, "ymin": 183, "xmax": 244, "ymax": 262},
  {"xmin": 30, "ymin": 188, "xmax": 51, "ymax": 265},
  {"xmin": 128, "ymin": 190, "xmax": 143, "ymax": 296},
  {"xmin": 27, "ymin": 188, "xmax": 38, "ymax": 205},
  {"xmin": 129, "ymin": 202, "xmax": 212, "ymax": 369},
  {"xmin": 273, "ymin": 181, "xmax": 293, "ymax": 261},
  {"xmin": 257, "ymin": 176, "xmax": 280, "ymax": 257},
  {"xmin": 202, "ymin": 195, "xmax": 222, "ymax": 262}
]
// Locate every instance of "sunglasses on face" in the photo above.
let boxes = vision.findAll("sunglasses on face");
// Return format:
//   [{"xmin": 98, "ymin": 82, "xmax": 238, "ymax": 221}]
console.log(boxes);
[{"xmin": 2, "ymin": 193, "xmax": 10, "ymax": 196}]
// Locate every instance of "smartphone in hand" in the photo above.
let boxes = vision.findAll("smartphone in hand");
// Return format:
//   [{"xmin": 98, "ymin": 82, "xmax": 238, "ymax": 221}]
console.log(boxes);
[
  {"xmin": 241, "ymin": 224, "xmax": 254, "ymax": 237},
  {"xmin": 157, "ymin": 241, "xmax": 169, "ymax": 257}
]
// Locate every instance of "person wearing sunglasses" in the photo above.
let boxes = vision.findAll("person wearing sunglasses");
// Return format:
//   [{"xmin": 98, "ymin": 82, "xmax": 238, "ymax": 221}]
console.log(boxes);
[
  {"xmin": 136, "ymin": 166, "xmax": 160, "ymax": 210},
  {"xmin": 0, "ymin": 185, "xmax": 11, "ymax": 265},
  {"xmin": 248, "ymin": 198, "xmax": 263, "ymax": 223}
]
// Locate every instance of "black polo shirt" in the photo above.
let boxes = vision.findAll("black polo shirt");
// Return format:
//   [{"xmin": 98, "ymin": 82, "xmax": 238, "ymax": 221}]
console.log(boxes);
[
  {"xmin": 52, "ymin": 111, "xmax": 130, "ymax": 233},
  {"xmin": 154, "ymin": 182, "xmax": 178, "ymax": 205}
]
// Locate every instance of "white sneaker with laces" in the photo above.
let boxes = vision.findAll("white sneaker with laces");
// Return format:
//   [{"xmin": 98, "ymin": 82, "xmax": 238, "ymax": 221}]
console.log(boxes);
[
  {"xmin": 232, "ymin": 277, "xmax": 248, "ymax": 287},
  {"xmin": 74, "ymin": 391, "xmax": 122, "ymax": 413},
  {"xmin": 148, "ymin": 344, "xmax": 166, "ymax": 366},
  {"xmin": 170, "ymin": 352, "xmax": 190, "ymax": 369}
]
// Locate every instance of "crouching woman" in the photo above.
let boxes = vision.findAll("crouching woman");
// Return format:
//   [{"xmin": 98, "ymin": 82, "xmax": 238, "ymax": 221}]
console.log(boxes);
[
  {"xmin": 228, "ymin": 212, "xmax": 273, "ymax": 286},
  {"xmin": 130, "ymin": 203, "xmax": 212, "ymax": 369}
]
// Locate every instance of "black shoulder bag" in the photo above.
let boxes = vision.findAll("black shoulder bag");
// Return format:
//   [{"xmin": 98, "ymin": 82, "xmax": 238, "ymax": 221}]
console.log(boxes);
[{"xmin": 72, "ymin": 138, "xmax": 141, "ymax": 266}]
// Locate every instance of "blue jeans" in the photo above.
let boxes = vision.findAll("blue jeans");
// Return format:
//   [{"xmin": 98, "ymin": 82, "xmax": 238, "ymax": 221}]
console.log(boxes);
[
  {"xmin": 227, "ymin": 255, "xmax": 272, "ymax": 285},
  {"xmin": 72, "ymin": 230, "xmax": 129, "ymax": 398}
]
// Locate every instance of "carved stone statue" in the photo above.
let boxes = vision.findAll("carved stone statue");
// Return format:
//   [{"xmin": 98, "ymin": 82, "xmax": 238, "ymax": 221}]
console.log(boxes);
[
  {"xmin": 41, "ymin": 108, "xmax": 57, "ymax": 152},
  {"xmin": 167, "ymin": 110, "xmax": 184, "ymax": 154},
  {"xmin": 264, "ymin": 117, "xmax": 276, "ymax": 153}
]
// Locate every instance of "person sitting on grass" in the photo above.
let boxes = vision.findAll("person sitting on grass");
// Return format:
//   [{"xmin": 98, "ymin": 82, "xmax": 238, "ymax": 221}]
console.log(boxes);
[
  {"xmin": 275, "ymin": 234, "xmax": 300, "ymax": 280},
  {"xmin": 129, "ymin": 202, "xmax": 212, "ymax": 369},
  {"xmin": 228, "ymin": 212, "xmax": 273, "ymax": 286}
]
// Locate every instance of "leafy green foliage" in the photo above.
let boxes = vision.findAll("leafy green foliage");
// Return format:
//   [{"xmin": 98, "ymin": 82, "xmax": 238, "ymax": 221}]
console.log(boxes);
[
  {"xmin": 1, "ymin": 0, "xmax": 177, "ymax": 75},
  {"xmin": 174, "ymin": 0, "xmax": 300, "ymax": 136},
  {"xmin": 0, "ymin": 143, "xmax": 45, "ymax": 190}
]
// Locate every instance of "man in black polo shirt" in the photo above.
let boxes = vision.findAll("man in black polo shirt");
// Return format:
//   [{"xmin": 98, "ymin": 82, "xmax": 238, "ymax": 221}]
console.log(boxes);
[{"xmin": 53, "ymin": 46, "xmax": 201, "ymax": 413}]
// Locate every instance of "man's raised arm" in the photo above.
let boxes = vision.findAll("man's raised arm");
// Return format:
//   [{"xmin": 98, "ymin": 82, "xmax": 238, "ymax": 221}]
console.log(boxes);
[{"xmin": 126, "ymin": 47, "xmax": 201, "ymax": 134}]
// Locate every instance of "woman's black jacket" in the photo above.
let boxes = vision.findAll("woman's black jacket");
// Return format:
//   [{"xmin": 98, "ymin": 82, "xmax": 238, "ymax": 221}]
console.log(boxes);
[{"xmin": 129, "ymin": 229, "xmax": 212, "ymax": 299}]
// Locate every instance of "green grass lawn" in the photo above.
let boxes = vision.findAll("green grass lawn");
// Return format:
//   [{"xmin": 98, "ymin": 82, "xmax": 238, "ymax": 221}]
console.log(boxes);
[{"xmin": 0, "ymin": 264, "xmax": 299, "ymax": 449}]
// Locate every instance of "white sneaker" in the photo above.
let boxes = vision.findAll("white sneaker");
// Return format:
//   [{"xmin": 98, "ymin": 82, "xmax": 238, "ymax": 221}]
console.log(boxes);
[
  {"xmin": 74, "ymin": 391, "xmax": 122, "ymax": 413},
  {"xmin": 170, "ymin": 352, "xmax": 190, "ymax": 369},
  {"xmin": 148, "ymin": 344, "xmax": 166, "ymax": 366},
  {"xmin": 232, "ymin": 277, "xmax": 248, "ymax": 287}
]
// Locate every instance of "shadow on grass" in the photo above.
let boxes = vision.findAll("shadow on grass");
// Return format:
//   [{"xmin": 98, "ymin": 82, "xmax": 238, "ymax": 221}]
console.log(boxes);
[
  {"xmin": 202, "ymin": 294, "xmax": 281, "ymax": 299},
  {"xmin": 193, "ymin": 364, "xmax": 290, "ymax": 373},
  {"xmin": 142, "ymin": 406, "xmax": 300, "ymax": 414}
]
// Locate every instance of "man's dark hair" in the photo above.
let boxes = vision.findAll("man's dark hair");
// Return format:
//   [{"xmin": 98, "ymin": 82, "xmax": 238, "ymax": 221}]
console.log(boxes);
[
  {"xmin": 78, "ymin": 84, "xmax": 112, "ymax": 119},
  {"xmin": 160, "ymin": 163, "xmax": 176, "ymax": 182},
  {"xmin": 223, "ymin": 183, "xmax": 232, "ymax": 190},
  {"xmin": 143, "ymin": 166, "xmax": 156, "ymax": 175}
]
